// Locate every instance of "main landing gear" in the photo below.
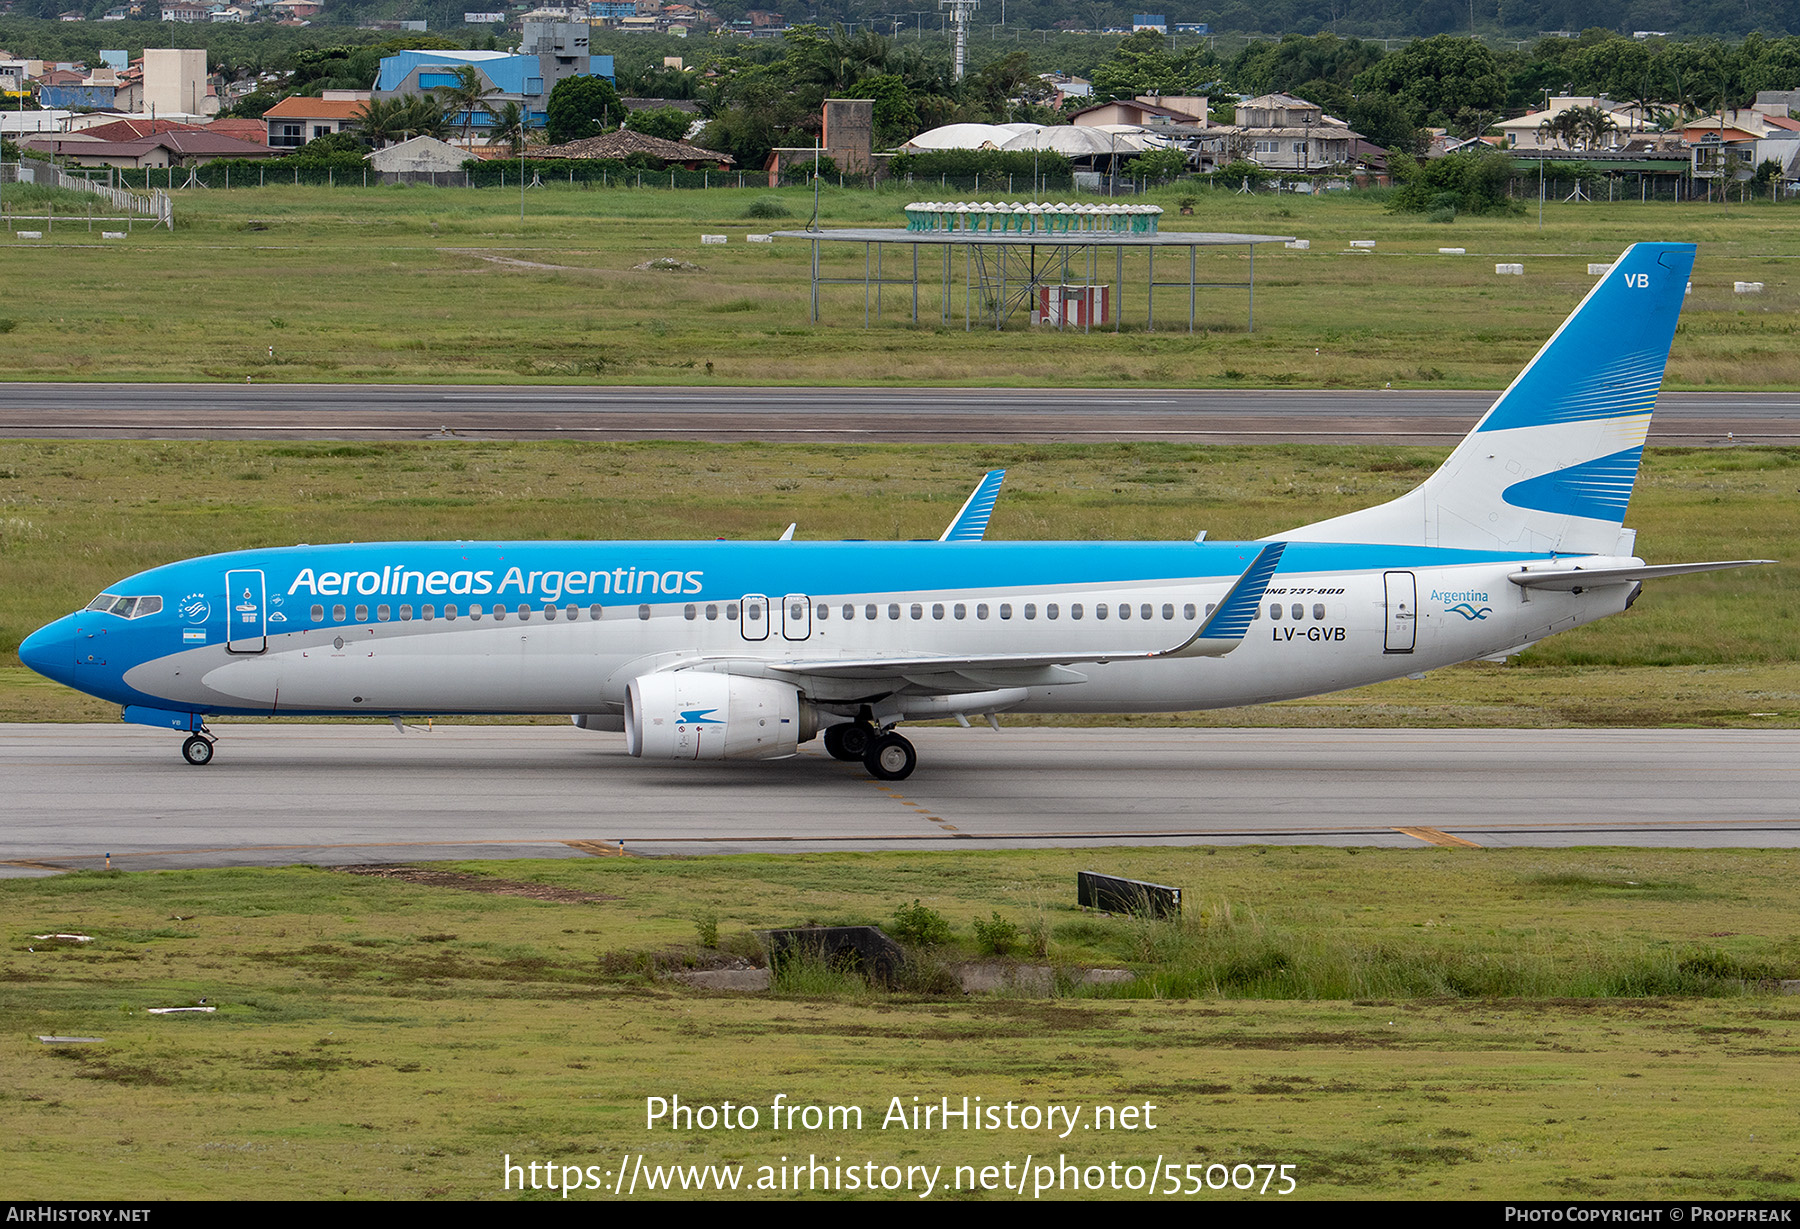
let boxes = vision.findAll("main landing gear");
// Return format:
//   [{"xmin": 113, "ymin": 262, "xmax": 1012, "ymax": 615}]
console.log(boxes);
[
  {"xmin": 823, "ymin": 720, "xmax": 917, "ymax": 781},
  {"xmin": 181, "ymin": 731, "xmax": 216, "ymax": 766}
]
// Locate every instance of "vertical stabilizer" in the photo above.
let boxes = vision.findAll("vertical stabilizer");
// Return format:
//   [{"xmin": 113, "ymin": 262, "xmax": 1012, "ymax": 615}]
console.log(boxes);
[{"xmin": 1279, "ymin": 242, "xmax": 1696, "ymax": 554}]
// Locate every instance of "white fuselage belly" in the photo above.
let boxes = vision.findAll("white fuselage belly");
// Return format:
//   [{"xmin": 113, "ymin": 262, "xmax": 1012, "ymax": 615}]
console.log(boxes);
[{"xmin": 126, "ymin": 562, "xmax": 1615, "ymax": 718}]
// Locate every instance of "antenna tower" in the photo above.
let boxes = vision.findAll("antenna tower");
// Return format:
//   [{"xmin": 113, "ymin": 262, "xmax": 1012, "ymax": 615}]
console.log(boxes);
[{"xmin": 939, "ymin": 0, "xmax": 979, "ymax": 81}]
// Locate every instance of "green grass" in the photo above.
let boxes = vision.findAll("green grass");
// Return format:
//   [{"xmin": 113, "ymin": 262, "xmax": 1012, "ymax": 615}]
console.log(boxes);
[
  {"xmin": 4, "ymin": 847, "xmax": 1800, "ymax": 1199},
  {"xmin": 2, "ymin": 439, "xmax": 1793, "ymax": 724},
  {"xmin": 5, "ymin": 182, "xmax": 1800, "ymax": 387}
]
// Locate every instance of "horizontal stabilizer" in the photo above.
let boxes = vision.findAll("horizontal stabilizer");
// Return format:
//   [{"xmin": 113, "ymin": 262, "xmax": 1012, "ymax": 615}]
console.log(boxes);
[{"xmin": 1509, "ymin": 558, "xmax": 1773, "ymax": 590}]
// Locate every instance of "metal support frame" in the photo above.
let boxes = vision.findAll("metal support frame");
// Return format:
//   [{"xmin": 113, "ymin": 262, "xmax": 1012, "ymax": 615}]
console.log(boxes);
[{"xmin": 790, "ymin": 229, "xmax": 1285, "ymax": 334}]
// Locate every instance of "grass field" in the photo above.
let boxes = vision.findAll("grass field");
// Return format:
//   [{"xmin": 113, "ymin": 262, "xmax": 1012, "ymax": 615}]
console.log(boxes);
[
  {"xmin": 0, "ymin": 439, "xmax": 1793, "ymax": 724},
  {"xmin": 5, "ymin": 847, "xmax": 1798, "ymax": 1200},
  {"xmin": 5, "ymin": 181, "xmax": 1800, "ymax": 388}
]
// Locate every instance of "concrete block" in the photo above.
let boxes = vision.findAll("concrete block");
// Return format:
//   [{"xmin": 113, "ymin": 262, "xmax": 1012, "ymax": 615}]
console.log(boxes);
[
  {"xmin": 1080, "ymin": 968, "xmax": 1135, "ymax": 986},
  {"xmin": 1439, "ymin": 247, "xmax": 1465, "ymax": 254},
  {"xmin": 955, "ymin": 962, "xmax": 1054, "ymax": 995},
  {"xmin": 671, "ymin": 967, "xmax": 770, "ymax": 991},
  {"xmin": 746, "ymin": 233, "xmax": 773, "ymax": 243},
  {"xmin": 1588, "ymin": 262, "xmax": 1613, "ymax": 275},
  {"xmin": 1284, "ymin": 238, "xmax": 1309, "ymax": 250},
  {"xmin": 1350, "ymin": 239, "xmax": 1375, "ymax": 248},
  {"xmin": 15, "ymin": 231, "xmax": 41, "ymax": 239},
  {"xmin": 700, "ymin": 234, "xmax": 727, "ymax": 245},
  {"xmin": 1735, "ymin": 281, "xmax": 1764, "ymax": 293},
  {"xmin": 102, "ymin": 231, "xmax": 126, "ymax": 240},
  {"xmin": 1495, "ymin": 263, "xmax": 1524, "ymax": 275}
]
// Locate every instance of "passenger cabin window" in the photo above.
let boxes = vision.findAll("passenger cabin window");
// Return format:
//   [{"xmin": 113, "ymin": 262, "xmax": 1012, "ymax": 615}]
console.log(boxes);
[
  {"xmin": 518, "ymin": 604, "xmax": 530, "ymax": 620},
  {"xmin": 423, "ymin": 606, "xmax": 435, "ymax": 621},
  {"xmin": 638, "ymin": 605, "xmax": 652, "ymax": 620},
  {"xmin": 590, "ymin": 604, "xmax": 603, "ymax": 620},
  {"xmin": 684, "ymin": 604, "xmax": 697, "ymax": 620},
  {"xmin": 355, "ymin": 605, "xmax": 369, "ymax": 622},
  {"xmin": 446, "ymin": 605, "xmax": 459, "ymax": 621},
  {"xmin": 398, "ymin": 605, "xmax": 412, "ymax": 621},
  {"xmin": 1000, "ymin": 603, "xmax": 1012, "ymax": 620},
  {"xmin": 377, "ymin": 605, "xmax": 391, "ymax": 622},
  {"xmin": 333, "ymin": 604, "xmax": 347, "ymax": 621},
  {"xmin": 1095, "ymin": 603, "xmax": 1108, "ymax": 620},
  {"xmin": 932, "ymin": 604, "xmax": 945, "ymax": 620},
  {"xmin": 866, "ymin": 605, "xmax": 878, "ymax": 621},
  {"xmin": 1313, "ymin": 603, "xmax": 1326, "ymax": 621},
  {"xmin": 1071, "ymin": 603, "xmax": 1083, "ymax": 620},
  {"xmin": 311, "ymin": 605, "xmax": 324, "ymax": 622},
  {"xmin": 493, "ymin": 606, "xmax": 506, "ymax": 621},
  {"xmin": 470, "ymin": 605, "xmax": 483, "ymax": 621},
  {"xmin": 706, "ymin": 604, "xmax": 719, "ymax": 621}
]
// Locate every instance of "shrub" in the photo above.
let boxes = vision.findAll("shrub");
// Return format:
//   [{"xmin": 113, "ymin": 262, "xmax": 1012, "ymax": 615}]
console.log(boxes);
[
  {"xmin": 743, "ymin": 195, "xmax": 793, "ymax": 219},
  {"xmin": 972, "ymin": 911, "xmax": 1021, "ymax": 957},
  {"xmin": 891, "ymin": 899, "xmax": 953, "ymax": 947}
]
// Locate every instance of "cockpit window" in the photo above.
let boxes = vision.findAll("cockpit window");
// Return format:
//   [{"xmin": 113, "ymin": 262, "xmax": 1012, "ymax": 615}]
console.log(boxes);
[{"xmin": 84, "ymin": 593, "xmax": 162, "ymax": 619}]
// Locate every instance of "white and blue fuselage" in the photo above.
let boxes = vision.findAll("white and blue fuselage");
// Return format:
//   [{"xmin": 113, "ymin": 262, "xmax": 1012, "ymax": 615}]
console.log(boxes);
[
  {"xmin": 19, "ymin": 242, "xmax": 1764, "ymax": 778},
  {"xmin": 27, "ymin": 538, "xmax": 1602, "ymax": 720}
]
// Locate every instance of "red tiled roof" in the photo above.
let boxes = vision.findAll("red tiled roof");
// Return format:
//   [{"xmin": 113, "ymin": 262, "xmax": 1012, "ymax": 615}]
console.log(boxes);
[
  {"xmin": 206, "ymin": 117, "xmax": 270, "ymax": 144},
  {"xmin": 263, "ymin": 95, "xmax": 368, "ymax": 121},
  {"xmin": 78, "ymin": 117, "xmax": 204, "ymax": 142}
]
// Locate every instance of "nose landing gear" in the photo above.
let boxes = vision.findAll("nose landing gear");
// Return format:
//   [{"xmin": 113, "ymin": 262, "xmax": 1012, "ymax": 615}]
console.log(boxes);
[{"xmin": 181, "ymin": 731, "xmax": 216, "ymax": 766}]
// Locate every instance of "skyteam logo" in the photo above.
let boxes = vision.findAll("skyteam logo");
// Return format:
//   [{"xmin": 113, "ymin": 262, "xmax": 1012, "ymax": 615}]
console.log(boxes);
[
  {"xmin": 1446, "ymin": 602, "xmax": 1492, "ymax": 621},
  {"xmin": 679, "ymin": 709, "xmax": 724, "ymax": 725},
  {"xmin": 177, "ymin": 593, "xmax": 211, "ymax": 624}
]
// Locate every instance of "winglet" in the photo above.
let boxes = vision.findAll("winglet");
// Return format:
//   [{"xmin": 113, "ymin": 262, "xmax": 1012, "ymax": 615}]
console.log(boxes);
[
  {"xmin": 1159, "ymin": 542, "xmax": 1286, "ymax": 658},
  {"xmin": 940, "ymin": 470, "xmax": 1006, "ymax": 542}
]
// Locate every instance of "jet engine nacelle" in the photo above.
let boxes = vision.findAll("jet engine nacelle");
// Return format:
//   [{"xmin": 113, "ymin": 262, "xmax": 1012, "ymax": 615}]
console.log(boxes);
[{"xmin": 624, "ymin": 671, "xmax": 817, "ymax": 761}]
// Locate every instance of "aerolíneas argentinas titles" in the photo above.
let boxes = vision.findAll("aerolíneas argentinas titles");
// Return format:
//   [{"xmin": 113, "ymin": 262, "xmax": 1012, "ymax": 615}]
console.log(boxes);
[{"xmin": 19, "ymin": 243, "xmax": 1765, "ymax": 780}]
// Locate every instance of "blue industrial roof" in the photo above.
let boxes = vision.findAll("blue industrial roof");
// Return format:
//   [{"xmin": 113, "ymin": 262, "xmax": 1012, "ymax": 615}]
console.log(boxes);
[{"xmin": 377, "ymin": 50, "xmax": 616, "ymax": 93}]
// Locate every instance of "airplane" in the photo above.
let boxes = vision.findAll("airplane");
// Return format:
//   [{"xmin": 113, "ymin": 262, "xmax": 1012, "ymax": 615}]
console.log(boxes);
[{"xmin": 17, "ymin": 242, "xmax": 1770, "ymax": 781}]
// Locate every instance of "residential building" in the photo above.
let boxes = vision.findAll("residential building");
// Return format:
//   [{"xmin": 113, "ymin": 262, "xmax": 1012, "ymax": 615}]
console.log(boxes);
[
  {"xmin": 263, "ymin": 92, "xmax": 369, "ymax": 148},
  {"xmin": 1219, "ymin": 93, "xmax": 1361, "ymax": 172}
]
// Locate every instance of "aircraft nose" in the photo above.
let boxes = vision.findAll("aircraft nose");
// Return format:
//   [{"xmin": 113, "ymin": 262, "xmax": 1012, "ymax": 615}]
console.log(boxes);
[{"xmin": 18, "ymin": 617, "xmax": 73, "ymax": 681}]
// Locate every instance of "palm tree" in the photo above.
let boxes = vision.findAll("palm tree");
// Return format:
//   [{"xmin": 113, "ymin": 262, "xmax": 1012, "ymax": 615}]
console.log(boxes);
[
  {"xmin": 433, "ymin": 65, "xmax": 502, "ymax": 145},
  {"xmin": 398, "ymin": 96, "xmax": 452, "ymax": 142},
  {"xmin": 487, "ymin": 100, "xmax": 528, "ymax": 156},
  {"xmin": 351, "ymin": 96, "xmax": 409, "ymax": 147}
]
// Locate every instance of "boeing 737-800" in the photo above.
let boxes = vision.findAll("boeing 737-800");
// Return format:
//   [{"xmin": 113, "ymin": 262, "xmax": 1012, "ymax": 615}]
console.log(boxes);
[{"xmin": 17, "ymin": 242, "xmax": 1766, "ymax": 780}]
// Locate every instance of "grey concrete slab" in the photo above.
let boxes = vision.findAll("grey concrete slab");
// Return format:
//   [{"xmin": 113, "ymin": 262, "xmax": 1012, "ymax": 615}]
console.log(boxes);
[{"xmin": 0, "ymin": 725, "xmax": 1793, "ymax": 873}]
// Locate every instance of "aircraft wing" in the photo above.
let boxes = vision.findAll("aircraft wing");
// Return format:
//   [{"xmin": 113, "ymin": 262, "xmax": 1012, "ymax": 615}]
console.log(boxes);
[
  {"xmin": 1508, "ymin": 558, "xmax": 1773, "ymax": 590},
  {"xmin": 656, "ymin": 543, "xmax": 1287, "ymax": 697},
  {"xmin": 939, "ymin": 470, "xmax": 1006, "ymax": 541}
]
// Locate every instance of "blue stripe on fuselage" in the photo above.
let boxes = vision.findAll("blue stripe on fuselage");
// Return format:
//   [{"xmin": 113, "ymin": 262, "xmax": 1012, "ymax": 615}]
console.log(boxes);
[{"xmin": 118, "ymin": 539, "xmax": 1564, "ymax": 611}]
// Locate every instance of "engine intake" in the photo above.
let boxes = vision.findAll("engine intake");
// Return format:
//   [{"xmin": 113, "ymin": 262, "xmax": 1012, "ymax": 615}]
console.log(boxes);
[{"xmin": 625, "ymin": 672, "xmax": 817, "ymax": 761}]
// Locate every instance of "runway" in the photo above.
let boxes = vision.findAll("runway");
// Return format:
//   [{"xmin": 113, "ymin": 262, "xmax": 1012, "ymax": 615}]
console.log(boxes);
[
  {"xmin": 3, "ymin": 724, "xmax": 1793, "ymax": 875},
  {"xmin": 0, "ymin": 384, "xmax": 1794, "ymax": 444}
]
